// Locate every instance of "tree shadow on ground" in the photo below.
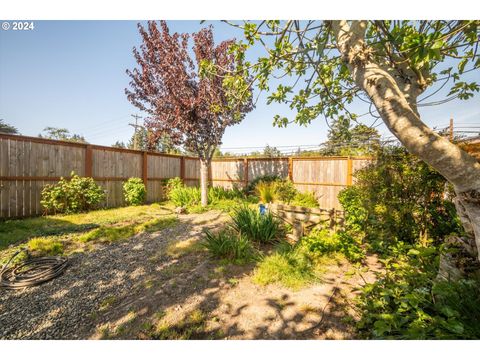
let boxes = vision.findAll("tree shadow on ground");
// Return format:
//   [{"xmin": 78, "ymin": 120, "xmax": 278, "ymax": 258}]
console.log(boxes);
[{"xmin": 0, "ymin": 211, "xmax": 359, "ymax": 340}]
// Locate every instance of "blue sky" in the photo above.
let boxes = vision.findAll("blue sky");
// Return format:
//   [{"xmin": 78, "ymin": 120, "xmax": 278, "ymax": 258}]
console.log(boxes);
[{"xmin": 1, "ymin": 20, "xmax": 479, "ymax": 153}]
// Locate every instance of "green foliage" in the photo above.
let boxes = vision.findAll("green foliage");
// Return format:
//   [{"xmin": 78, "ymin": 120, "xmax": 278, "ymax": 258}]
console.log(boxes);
[
  {"xmin": 253, "ymin": 239, "xmax": 342, "ymax": 290},
  {"xmin": 39, "ymin": 127, "xmax": 87, "ymax": 143},
  {"xmin": 41, "ymin": 172, "xmax": 105, "ymax": 215},
  {"xmin": 245, "ymin": 175, "xmax": 282, "ymax": 194},
  {"xmin": 302, "ymin": 228, "xmax": 365, "ymax": 263},
  {"xmin": 338, "ymin": 147, "xmax": 462, "ymax": 252},
  {"xmin": 0, "ymin": 119, "xmax": 19, "ymax": 134},
  {"xmin": 356, "ymin": 243, "xmax": 480, "ymax": 339},
  {"xmin": 290, "ymin": 191, "xmax": 318, "ymax": 208},
  {"xmin": 168, "ymin": 186, "xmax": 202, "ymax": 207},
  {"xmin": 273, "ymin": 180, "xmax": 297, "ymax": 203},
  {"xmin": 27, "ymin": 237, "xmax": 64, "ymax": 256},
  {"xmin": 255, "ymin": 181, "xmax": 277, "ymax": 203},
  {"xmin": 208, "ymin": 186, "xmax": 245, "ymax": 202},
  {"xmin": 231, "ymin": 206, "xmax": 283, "ymax": 244},
  {"xmin": 203, "ymin": 229, "xmax": 257, "ymax": 264},
  {"xmin": 123, "ymin": 178, "xmax": 146, "ymax": 206}
]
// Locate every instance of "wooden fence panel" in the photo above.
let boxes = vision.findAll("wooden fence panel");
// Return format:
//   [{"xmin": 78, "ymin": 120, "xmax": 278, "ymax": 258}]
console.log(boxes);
[
  {"xmin": 248, "ymin": 158, "xmax": 289, "ymax": 180},
  {"xmin": 0, "ymin": 133, "xmax": 373, "ymax": 218}
]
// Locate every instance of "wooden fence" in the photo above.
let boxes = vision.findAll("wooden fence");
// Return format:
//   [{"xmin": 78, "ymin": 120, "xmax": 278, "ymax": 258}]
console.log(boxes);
[{"xmin": 0, "ymin": 133, "xmax": 371, "ymax": 219}]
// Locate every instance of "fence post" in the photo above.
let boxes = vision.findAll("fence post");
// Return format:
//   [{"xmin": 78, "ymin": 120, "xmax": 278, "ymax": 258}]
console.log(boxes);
[
  {"xmin": 288, "ymin": 157, "xmax": 293, "ymax": 182},
  {"xmin": 142, "ymin": 151, "xmax": 148, "ymax": 185},
  {"xmin": 244, "ymin": 158, "xmax": 249, "ymax": 187},
  {"xmin": 180, "ymin": 156, "xmax": 185, "ymax": 183},
  {"xmin": 346, "ymin": 157, "xmax": 353, "ymax": 185},
  {"xmin": 85, "ymin": 145, "xmax": 93, "ymax": 178}
]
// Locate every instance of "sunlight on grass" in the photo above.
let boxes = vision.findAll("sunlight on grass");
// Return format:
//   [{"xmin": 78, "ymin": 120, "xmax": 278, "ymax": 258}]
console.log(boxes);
[
  {"xmin": 27, "ymin": 237, "xmax": 64, "ymax": 256},
  {"xmin": 0, "ymin": 202, "xmax": 174, "ymax": 249},
  {"xmin": 166, "ymin": 237, "xmax": 204, "ymax": 258}
]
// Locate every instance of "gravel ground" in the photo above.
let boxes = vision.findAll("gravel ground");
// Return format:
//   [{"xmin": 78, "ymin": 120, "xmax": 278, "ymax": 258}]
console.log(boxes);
[{"xmin": 0, "ymin": 211, "xmax": 226, "ymax": 339}]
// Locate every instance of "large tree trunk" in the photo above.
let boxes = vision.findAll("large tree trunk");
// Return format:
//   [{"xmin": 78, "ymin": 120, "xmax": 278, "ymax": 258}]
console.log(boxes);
[
  {"xmin": 199, "ymin": 158, "xmax": 210, "ymax": 207},
  {"xmin": 331, "ymin": 20, "xmax": 480, "ymax": 261}
]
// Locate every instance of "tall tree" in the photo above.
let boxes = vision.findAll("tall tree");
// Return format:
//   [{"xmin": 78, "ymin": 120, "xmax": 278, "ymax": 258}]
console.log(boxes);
[
  {"xmin": 263, "ymin": 144, "xmax": 282, "ymax": 157},
  {"xmin": 0, "ymin": 119, "xmax": 19, "ymax": 134},
  {"xmin": 226, "ymin": 20, "xmax": 480, "ymax": 260},
  {"xmin": 39, "ymin": 127, "xmax": 87, "ymax": 143},
  {"xmin": 126, "ymin": 21, "xmax": 253, "ymax": 206}
]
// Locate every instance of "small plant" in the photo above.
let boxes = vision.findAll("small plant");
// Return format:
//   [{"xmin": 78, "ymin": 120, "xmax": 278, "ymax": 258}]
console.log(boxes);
[
  {"xmin": 255, "ymin": 181, "xmax": 277, "ymax": 204},
  {"xmin": 168, "ymin": 186, "xmax": 201, "ymax": 207},
  {"xmin": 41, "ymin": 172, "xmax": 105, "ymax": 214},
  {"xmin": 27, "ymin": 237, "xmax": 64, "ymax": 256},
  {"xmin": 274, "ymin": 180, "xmax": 297, "ymax": 203},
  {"xmin": 164, "ymin": 177, "xmax": 184, "ymax": 197},
  {"xmin": 203, "ymin": 229, "xmax": 257, "ymax": 264},
  {"xmin": 123, "ymin": 177, "xmax": 146, "ymax": 206},
  {"xmin": 231, "ymin": 206, "xmax": 282, "ymax": 244},
  {"xmin": 290, "ymin": 191, "xmax": 318, "ymax": 208},
  {"xmin": 253, "ymin": 243, "xmax": 319, "ymax": 290},
  {"xmin": 245, "ymin": 175, "xmax": 282, "ymax": 194}
]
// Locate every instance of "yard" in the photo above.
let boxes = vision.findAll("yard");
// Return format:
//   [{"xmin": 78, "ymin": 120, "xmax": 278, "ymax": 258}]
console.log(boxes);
[{"xmin": 0, "ymin": 201, "xmax": 380, "ymax": 340}]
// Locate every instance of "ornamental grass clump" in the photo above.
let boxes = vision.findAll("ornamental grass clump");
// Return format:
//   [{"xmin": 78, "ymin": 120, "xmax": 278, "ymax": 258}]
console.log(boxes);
[
  {"xmin": 231, "ymin": 206, "xmax": 282, "ymax": 244},
  {"xmin": 203, "ymin": 229, "xmax": 257, "ymax": 264}
]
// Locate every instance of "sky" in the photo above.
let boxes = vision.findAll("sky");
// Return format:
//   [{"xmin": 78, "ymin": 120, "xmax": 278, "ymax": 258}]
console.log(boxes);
[{"xmin": 1, "ymin": 20, "xmax": 479, "ymax": 154}]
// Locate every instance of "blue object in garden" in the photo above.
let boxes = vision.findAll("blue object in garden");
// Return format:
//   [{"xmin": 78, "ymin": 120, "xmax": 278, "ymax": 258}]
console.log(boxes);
[{"xmin": 259, "ymin": 204, "xmax": 266, "ymax": 216}]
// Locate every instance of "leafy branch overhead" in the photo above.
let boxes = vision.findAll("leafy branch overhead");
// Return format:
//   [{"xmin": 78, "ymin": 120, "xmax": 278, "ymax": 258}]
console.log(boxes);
[{"xmin": 224, "ymin": 20, "xmax": 479, "ymax": 127}]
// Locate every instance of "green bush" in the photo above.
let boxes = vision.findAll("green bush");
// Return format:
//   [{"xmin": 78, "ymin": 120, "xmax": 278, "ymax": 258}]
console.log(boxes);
[
  {"xmin": 168, "ymin": 186, "xmax": 201, "ymax": 207},
  {"xmin": 231, "ymin": 206, "xmax": 283, "ymax": 244},
  {"xmin": 164, "ymin": 177, "xmax": 183, "ymax": 196},
  {"xmin": 123, "ymin": 178, "xmax": 146, "ymax": 206},
  {"xmin": 274, "ymin": 180, "xmax": 297, "ymax": 203},
  {"xmin": 203, "ymin": 229, "xmax": 257, "ymax": 263},
  {"xmin": 302, "ymin": 228, "xmax": 365, "ymax": 262},
  {"xmin": 208, "ymin": 186, "xmax": 245, "ymax": 202},
  {"xmin": 41, "ymin": 172, "xmax": 105, "ymax": 214},
  {"xmin": 290, "ymin": 191, "xmax": 318, "ymax": 208},
  {"xmin": 338, "ymin": 146, "xmax": 462, "ymax": 252}
]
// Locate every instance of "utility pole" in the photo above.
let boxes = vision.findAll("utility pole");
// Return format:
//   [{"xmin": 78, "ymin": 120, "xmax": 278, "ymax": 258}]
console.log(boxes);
[
  {"xmin": 129, "ymin": 114, "xmax": 143, "ymax": 150},
  {"xmin": 449, "ymin": 117, "xmax": 454, "ymax": 142}
]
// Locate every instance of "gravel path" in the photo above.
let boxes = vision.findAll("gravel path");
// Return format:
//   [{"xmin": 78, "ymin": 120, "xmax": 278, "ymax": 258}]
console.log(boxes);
[{"xmin": 0, "ymin": 211, "xmax": 226, "ymax": 339}]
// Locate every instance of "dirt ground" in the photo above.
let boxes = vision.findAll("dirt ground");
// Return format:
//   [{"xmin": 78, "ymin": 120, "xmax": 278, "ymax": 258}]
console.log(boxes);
[{"xmin": 0, "ymin": 210, "xmax": 382, "ymax": 340}]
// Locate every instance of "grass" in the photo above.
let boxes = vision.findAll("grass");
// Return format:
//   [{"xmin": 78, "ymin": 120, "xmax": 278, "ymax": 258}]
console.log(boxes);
[
  {"xmin": 0, "ymin": 202, "xmax": 174, "ymax": 250},
  {"xmin": 27, "ymin": 237, "xmax": 64, "ymax": 256},
  {"xmin": 166, "ymin": 237, "xmax": 205, "ymax": 258},
  {"xmin": 0, "ymin": 204, "xmax": 178, "ymax": 265},
  {"xmin": 203, "ymin": 229, "xmax": 258, "ymax": 264},
  {"xmin": 253, "ymin": 241, "xmax": 342, "ymax": 290},
  {"xmin": 153, "ymin": 309, "xmax": 210, "ymax": 340}
]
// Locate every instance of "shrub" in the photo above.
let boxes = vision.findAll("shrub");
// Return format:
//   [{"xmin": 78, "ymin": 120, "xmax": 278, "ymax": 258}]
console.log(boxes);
[
  {"xmin": 27, "ymin": 237, "xmax": 64, "ymax": 256},
  {"xmin": 274, "ymin": 180, "xmax": 297, "ymax": 203},
  {"xmin": 231, "ymin": 206, "xmax": 282, "ymax": 244},
  {"xmin": 338, "ymin": 146, "xmax": 462, "ymax": 252},
  {"xmin": 255, "ymin": 181, "xmax": 277, "ymax": 203},
  {"xmin": 164, "ymin": 177, "xmax": 183, "ymax": 197},
  {"xmin": 290, "ymin": 191, "xmax": 318, "ymax": 208},
  {"xmin": 123, "ymin": 177, "xmax": 146, "ymax": 206},
  {"xmin": 203, "ymin": 229, "xmax": 257, "ymax": 263},
  {"xmin": 302, "ymin": 228, "xmax": 365, "ymax": 262},
  {"xmin": 41, "ymin": 172, "xmax": 105, "ymax": 214}
]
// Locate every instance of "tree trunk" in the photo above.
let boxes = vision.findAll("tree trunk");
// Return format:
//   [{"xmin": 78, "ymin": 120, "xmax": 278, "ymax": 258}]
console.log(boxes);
[
  {"xmin": 331, "ymin": 20, "xmax": 480, "ymax": 261},
  {"xmin": 200, "ymin": 158, "xmax": 210, "ymax": 207}
]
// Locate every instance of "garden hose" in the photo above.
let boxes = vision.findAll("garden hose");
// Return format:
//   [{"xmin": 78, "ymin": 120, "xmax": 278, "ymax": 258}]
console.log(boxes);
[{"xmin": 0, "ymin": 249, "xmax": 68, "ymax": 290}]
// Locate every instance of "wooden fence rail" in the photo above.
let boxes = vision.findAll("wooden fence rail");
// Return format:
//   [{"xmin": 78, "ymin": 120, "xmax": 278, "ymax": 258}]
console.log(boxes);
[{"xmin": 0, "ymin": 133, "xmax": 371, "ymax": 219}]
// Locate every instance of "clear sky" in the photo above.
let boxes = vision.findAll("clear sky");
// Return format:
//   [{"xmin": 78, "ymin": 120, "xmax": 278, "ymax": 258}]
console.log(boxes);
[{"xmin": 1, "ymin": 20, "xmax": 479, "ymax": 153}]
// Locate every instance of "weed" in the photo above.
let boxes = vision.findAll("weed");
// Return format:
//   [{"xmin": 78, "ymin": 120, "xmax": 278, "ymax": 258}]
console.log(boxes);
[
  {"xmin": 99, "ymin": 295, "xmax": 117, "ymax": 311},
  {"xmin": 27, "ymin": 237, "xmax": 64, "ymax": 256}
]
